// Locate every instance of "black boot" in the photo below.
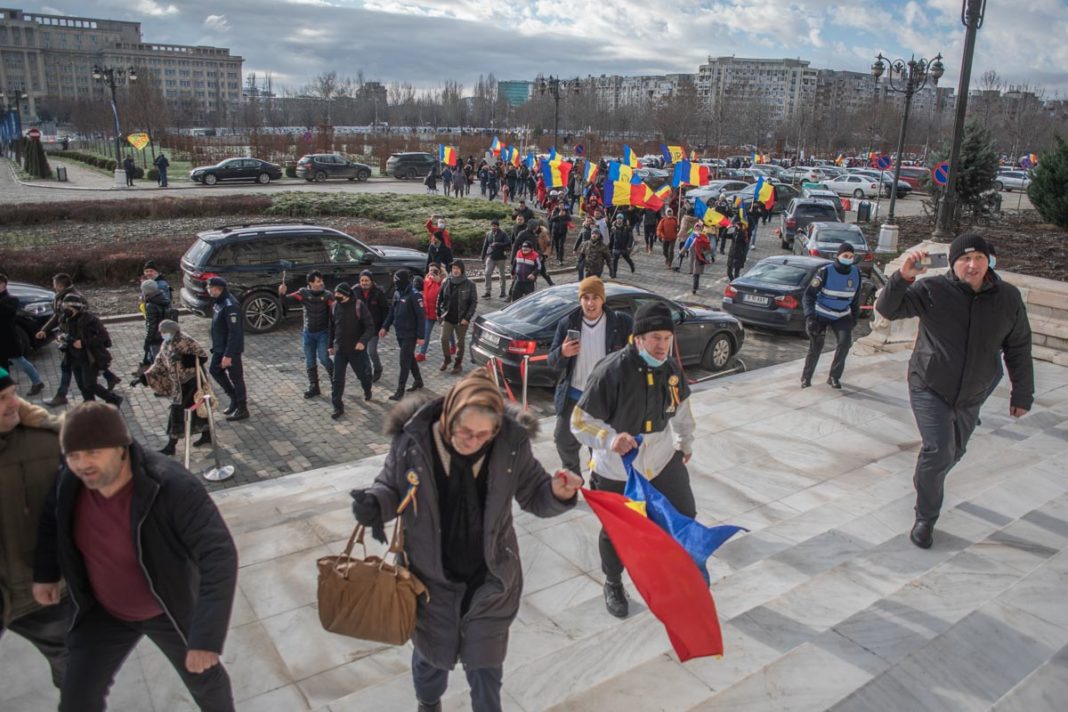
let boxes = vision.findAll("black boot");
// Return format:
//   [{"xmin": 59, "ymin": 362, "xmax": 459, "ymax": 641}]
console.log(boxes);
[
  {"xmin": 910, "ymin": 519, "xmax": 934, "ymax": 549},
  {"xmin": 43, "ymin": 393, "xmax": 68, "ymax": 406},
  {"xmin": 226, "ymin": 403, "xmax": 249, "ymax": 421},
  {"xmin": 331, "ymin": 407, "xmax": 344, "ymax": 420},
  {"xmin": 372, "ymin": 368, "xmax": 383, "ymax": 383},
  {"xmin": 193, "ymin": 431, "xmax": 211, "ymax": 447},
  {"xmin": 388, "ymin": 390, "xmax": 404, "ymax": 401},
  {"xmin": 417, "ymin": 700, "xmax": 442, "ymax": 712},
  {"xmin": 223, "ymin": 398, "xmax": 238, "ymax": 416},
  {"xmin": 604, "ymin": 580, "xmax": 629, "ymax": 618},
  {"xmin": 827, "ymin": 376, "xmax": 842, "ymax": 389},
  {"xmin": 158, "ymin": 438, "xmax": 178, "ymax": 456},
  {"xmin": 304, "ymin": 368, "xmax": 321, "ymax": 399},
  {"xmin": 28, "ymin": 382, "xmax": 45, "ymax": 396}
]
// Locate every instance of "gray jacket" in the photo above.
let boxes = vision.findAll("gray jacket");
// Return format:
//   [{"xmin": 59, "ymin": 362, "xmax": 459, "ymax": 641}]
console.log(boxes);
[{"xmin": 368, "ymin": 395, "xmax": 575, "ymax": 670}]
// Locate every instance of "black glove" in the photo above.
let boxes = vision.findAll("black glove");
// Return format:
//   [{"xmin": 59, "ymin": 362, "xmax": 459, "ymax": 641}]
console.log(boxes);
[
  {"xmin": 180, "ymin": 353, "xmax": 198, "ymax": 368},
  {"xmin": 350, "ymin": 489, "xmax": 387, "ymax": 544}
]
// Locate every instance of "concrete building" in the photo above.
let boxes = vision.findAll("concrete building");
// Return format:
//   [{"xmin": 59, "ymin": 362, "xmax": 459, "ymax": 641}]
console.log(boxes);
[
  {"xmin": 585, "ymin": 73, "xmax": 695, "ymax": 110},
  {"xmin": 498, "ymin": 80, "xmax": 532, "ymax": 107},
  {"xmin": 0, "ymin": 7, "xmax": 242, "ymax": 123},
  {"xmin": 697, "ymin": 56, "xmax": 818, "ymax": 121}
]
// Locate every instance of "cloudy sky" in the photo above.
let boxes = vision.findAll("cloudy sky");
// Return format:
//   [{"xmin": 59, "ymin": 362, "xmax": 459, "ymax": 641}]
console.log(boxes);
[{"xmin": 29, "ymin": 0, "xmax": 1068, "ymax": 95}]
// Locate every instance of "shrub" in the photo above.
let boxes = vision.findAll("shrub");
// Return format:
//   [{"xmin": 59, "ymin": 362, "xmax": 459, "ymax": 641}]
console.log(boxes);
[
  {"xmin": 1028, "ymin": 136, "xmax": 1068, "ymax": 229},
  {"xmin": 0, "ymin": 195, "xmax": 274, "ymax": 226},
  {"xmin": 0, "ymin": 237, "xmax": 188, "ymax": 285},
  {"xmin": 147, "ymin": 168, "xmax": 159, "ymax": 181},
  {"xmin": 285, "ymin": 165, "xmax": 297, "ymax": 178}
]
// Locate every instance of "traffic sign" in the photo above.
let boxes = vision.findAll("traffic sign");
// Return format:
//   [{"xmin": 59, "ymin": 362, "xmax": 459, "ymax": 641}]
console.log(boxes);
[
  {"xmin": 932, "ymin": 161, "xmax": 950, "ymax": 186},
  {"xmin": 575, "ymin": 144, "xmax": 585, "ymax": 156},
  {"xmin": 26, "ymin": 127, "xmax": 41, "ymax": 140},
  {"xmin": 876, "ymin": 155, "xmax": 892, "ymax": 171}
]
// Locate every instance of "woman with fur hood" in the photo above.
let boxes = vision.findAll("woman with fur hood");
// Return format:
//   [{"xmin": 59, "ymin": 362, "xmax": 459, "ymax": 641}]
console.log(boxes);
[{"xmin": 351, "ymin": 370, "xmax": 582, "ymax": 712}]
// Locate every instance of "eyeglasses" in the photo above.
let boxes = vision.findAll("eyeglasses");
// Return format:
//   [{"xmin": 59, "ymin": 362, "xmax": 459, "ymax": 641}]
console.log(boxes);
[{"xmin": 452, "ymin": 425, "xmax": 498, "ymax": 445}]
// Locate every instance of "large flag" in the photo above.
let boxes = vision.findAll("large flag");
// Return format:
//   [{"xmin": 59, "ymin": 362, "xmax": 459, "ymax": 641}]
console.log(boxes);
[
  {"xmin": 524, "ymin": 150, "xmax": 537, "ymax": 170},
  {"xmin": 623, "ymin": 144, "xmax": 639, "ymax": 168},
  {"xmin": 439, "ymin": 144, "xmax": 457, "ymax": 167},
  {"xmin": 549, "ymin": 146, "xmax": 558, "ymax": 161},
  {"xmin": 607, "ymin": 161, "xmax": 634, "ymax": 183},
  {"xmin": 490, "ymin": 136, "xmax": 502, "ymax": 156},
  {"xmin": 540, "ymin": 158, "xmax": 573, "ymax": 189},
  {"xmin": 645, "ymin": 185, "xmax": 672, "ymax": 211},
  {"xmin": 604, "ymin": 171, "xmax": 644, "ymax": 207},
  {"xmin": 694, "ymin": 198, "xmax": 730, "ymax": 228},
  {"xmin": 660, "ymin": 143, "xmax": 685, "ymax": 165},
  {"xmin": 834, "ymin": 153, "xmax": 844, "ymax": 167},
  {"xmin": 671, "ymin": 160, "xmax": 710, "ymax": 188},
  {"xmin": 753, "ymin": 176, "xmax": 775, "ymax": 210},
  {"xmin": 584, "ymin": 161, "xmax": 599, "ymax": 183}
]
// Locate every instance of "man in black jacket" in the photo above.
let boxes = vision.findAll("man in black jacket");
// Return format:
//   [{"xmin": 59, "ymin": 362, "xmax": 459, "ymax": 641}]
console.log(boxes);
[
  {"xmin": 426, "ymin": 232, "xmax": 453, "ymax": 274},
  {"xmin": 356, "ymin": 271, "xmax": 389, "ymax": 383},
  {"xmin": 608, "ymin": 212, "xmax": 636, "ymax": 278},
  {"xmin": 329, "ymin": 283, "xmax": 374, "ymax": 419},
  {"xmin": 62, "ymin": 295, "xmax": 122, "ymax": 407},
  {"xmin": 546, "ymin": 277, "xmax": 632, "ymax": 473},
  {"xmin": 877, "ymin": 233, "xmax": 1033, "ymax": 549},
  {"xmin": 279, "ymin": 270, "xmax": 335, "ymax": 399},
  {"xmin": 436, "ymin": 260, "xmax": 478, "ymax": 376},
  {"xmin": 380, "ymin": 269, "xmax": 426, "ymax": 401},
  {"xmin": 207, "ymin": 277, "xmax": 248, "ymax": 421},
  {"xmin": 32, "ymin": 402, "xmax": 238, "ymax": 712},
  {"xmin": 480, "ymin": 219, "xmax": 511, "ymax": 299},
  {"xmin": 549, "ymin": 205, "xmax": 571, "ymax": 264},
  {"xmin": 140, "ymin": 280, "xmax": 168, "ymax": 370}
]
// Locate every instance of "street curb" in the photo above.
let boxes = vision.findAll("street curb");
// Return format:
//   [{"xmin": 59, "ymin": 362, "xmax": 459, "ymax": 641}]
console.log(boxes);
[{"xmin": 100, "ymin": 308, "xmax": 192, "ymax": 325}]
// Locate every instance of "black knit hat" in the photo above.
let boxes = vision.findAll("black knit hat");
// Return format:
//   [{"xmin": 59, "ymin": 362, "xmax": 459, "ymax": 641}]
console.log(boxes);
[
  {"xmin": 334, "ymin": 282, "xmax": 353, "ymax": 297},
  {"xmin": 452, "ymin": 259, "xmax": 465, "ymax": 274},
  {"xmin": 359, "ymin": 269, "xmax": 373, "ymax": 280},
  {"xmin": 837, "ymin": 242, "xmax": 856, "ymax": 256},
  {"xmin": 633, "ymin": 301, "xmax": 675, "ymax": 335},
  {"xmin": 61, "ymin": 402, "xmax": 132, "ymax": 454},
  {"xmin": 949, "ymin": 232, "xmax": 992, "ymax": 266},
  {"xmin": 143, "ymin": 260, "xmax": 158, "ymax": 272},
  {"xmin": 207, "ymin": 276, "xmax": 227, "ymax": 289},
  {"xmin": 62, "ymin": 293, "xmax": 87, "ymax": 309},
  {"xmin": 394, "ymin": 269, "xmax": 411, "ymax": 290},
  {"xmin": 0, "ymin": 366, "xmax": 13, "ymax": 392}
]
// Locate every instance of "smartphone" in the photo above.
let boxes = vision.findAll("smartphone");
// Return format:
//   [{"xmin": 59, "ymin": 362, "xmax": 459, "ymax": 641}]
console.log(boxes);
[
  {"xmin": 920, "ymin": 253, "xmax": 949, "ymax": 269},
  {"xmin": 567, "ymin": 329, "xmax": 580, "ymax": 342}
]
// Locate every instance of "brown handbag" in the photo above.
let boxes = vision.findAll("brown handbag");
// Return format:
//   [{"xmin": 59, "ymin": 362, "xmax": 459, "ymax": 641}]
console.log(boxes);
[{"xmin": 316, "ymin": 518, "xmax": 429, "ymax": 645}]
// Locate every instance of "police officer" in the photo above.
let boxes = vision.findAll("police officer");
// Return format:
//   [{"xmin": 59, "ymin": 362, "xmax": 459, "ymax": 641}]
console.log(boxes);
[
  {"xmin": 279, "ymin": 270, "xmax": 335, "ymax": 399},
  {"xmin": 328, "ymin": 283, "xmax": 374, "ymax": 420},
  {"xmin": 547, "ymin": 277, "xmax": 632, "ymax": 474},
  {"xmin": 206, "ymin": 277, "xmax": 248, "ymax": 421},
  {"xmin": 379, "ymin": 269, "xmax": 426, "ymax": 401},
  {"xmin": 570, "ymin": 302, "xmax": 697, "ymax": 618},
  {"xmin": 801, "ymin": 243, "xmax": 862, "ymax": 389}
]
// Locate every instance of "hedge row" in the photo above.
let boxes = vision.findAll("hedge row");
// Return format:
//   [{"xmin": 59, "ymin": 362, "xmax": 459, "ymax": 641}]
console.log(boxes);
[
  {"xmin": 46, "ymin": 150, "xmax": 118, "ymax": 173},
  {"xmin": 0, "ymin": 195, "xmax": 273, "ymax": 225},
  {"xmin": 0, "ymin": 237, "xmax": 188, "ymax": 286}
]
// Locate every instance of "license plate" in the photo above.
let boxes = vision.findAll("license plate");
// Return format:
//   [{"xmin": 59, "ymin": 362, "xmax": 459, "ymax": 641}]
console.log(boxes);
[
  {"xmin": 481, "ymin": 332, "xmax": 502, "ymax": 347},
  {"xmin": 743, "ymin": 293, "xmax": 770, "ymax": 306}
]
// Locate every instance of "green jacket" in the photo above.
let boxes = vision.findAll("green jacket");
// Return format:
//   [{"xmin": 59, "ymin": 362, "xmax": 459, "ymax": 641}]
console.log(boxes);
[{"xmin": 0, "ymin": 400, "xmax": 63, "ymax": 625}]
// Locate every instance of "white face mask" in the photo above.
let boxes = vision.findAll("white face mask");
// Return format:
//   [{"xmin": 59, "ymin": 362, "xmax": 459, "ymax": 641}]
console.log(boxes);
[{"xmin": 161, "ymin": 332, "xmax": 174, "ymax": 342}]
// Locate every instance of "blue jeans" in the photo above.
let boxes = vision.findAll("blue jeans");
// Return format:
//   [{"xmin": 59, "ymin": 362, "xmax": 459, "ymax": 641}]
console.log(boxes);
[
  {"xmin": 749, "ymin": 222, "xmax": 758, "ymax": 248},
  {"xmin": 10, "ymin": 355, "xmax": 43, "ymax": 385},
  {"xmin": 365, "ymin": 334, "xmax": 382, "ymax": 375},
  {"xmin": 419, "ymin": 319, "xmax": 437, "ymax": 354},
  {"xmin": 302, "ymin": 329, "xmax": 333, "ymax": 371}
]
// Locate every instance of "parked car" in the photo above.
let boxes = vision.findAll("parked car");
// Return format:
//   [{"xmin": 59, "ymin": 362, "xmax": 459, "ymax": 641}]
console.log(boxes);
[
  {"xmin": 792, "ymin": 222, "xmax": 875, "ymax": 275},
  {"xmin": 800, "ymin": 188, "xmax": 846, "ymax": 221},
  {"xmin": 721, "ymin": 181, "xmax": 799, "ymax": 215},
  {"xmin": 722, "ymin": 256, "xmax": 826, "ymax": 332},
  {"xmin": 295, "ymin": 154, "xmax": 373, "ymax": 182},
  {"xmin": 685, "ymin": 180, "xmax": 751, "ymax": 203},
  {"xmin": 824, "ymin": 174, "xmax": 881, "ymax": 199},
  {"xmin": 779, "ymin": 198, "xmax": 842, "ymax": 248},
  {"xmin": 190, "ymin": 158, "xmax": 283, "ymax": 186},
  {"xmin": 848, "ymin": 169, "xmax": 912, "ymax": 198},
  {"xmin": 994, "ymin": 171, "xmax": 1032, "ymax": 192},
  {"xmin": 385, "ymin": 151, "xmax": 438, "ymax": 179},
  {"xmin": 179, "ymin": 223, "xmax": 426, "ymax": 333},
  {"xmin": 635, "ymin": 167, "xmax": 671, "ymax": 189},
  {"xmin": 896, "ymin": 166, "xmax": 930, "ymax": 190},
  {"xmin": 469, "ymin": 283, "xmax": 744, "ymax": 386},
  {"xmin": 5, "ymin": 280, "xmax": 56, "ymax": 353}
]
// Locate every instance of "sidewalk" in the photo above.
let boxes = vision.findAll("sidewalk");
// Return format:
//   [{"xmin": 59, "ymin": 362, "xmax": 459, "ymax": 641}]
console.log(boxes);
[{"xmin": 2, "ymin": 351, "xmax": 1066, "ymax": 711}]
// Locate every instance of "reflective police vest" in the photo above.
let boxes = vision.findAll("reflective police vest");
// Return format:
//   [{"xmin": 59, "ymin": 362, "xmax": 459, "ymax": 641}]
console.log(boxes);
[{"xmin": 814, "ymin": 264, "xmax": 861, "ymax": 321}]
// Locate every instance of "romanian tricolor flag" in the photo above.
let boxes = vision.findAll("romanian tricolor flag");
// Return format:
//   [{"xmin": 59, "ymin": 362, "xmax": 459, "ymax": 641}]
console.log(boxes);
[
  {"xmin": 603, "ymin": 172, "xmax": 644, "ymax": 207},
  {"xmin": 582, "ymin": 444, "xmax": 746, "ymax": 661},
  {"xmin": 524, "ymin": 150, "xmax": 537, "ymax": 170},
  {"xmin": 607, "ymin": 161, "xmax": 634, "ymax": 184},
  {"xmin": 623, "ymin": 144, "xmax": 639, "ymax": 168},
  {"xmin": 753, "ymin": 176, "xmax": 775, "ymax": 210},
  {"xmin": 540, "ymin": 158, "xmax": 573, "ymax": 189},
  {"xmin": 438, "ymin": 144, "xmax": 457, "ymax": 167},
  {"xmin": 671, "ymin": 160, "xmax": 710, "ymax": 188},
  {"xmin": 549, "ymin": 146, "xmax": 558, "ymax": 161},
  {"xmin": 694, "ymin": 198, "xmax": 730, "ymax": 228},
  {"xmin": 834, "ymin": 153, "xmax": 845, "ymax": 167},
  {"xmin": 1024, "ymin": 152, "xmax": 1039, "ymax": 168},
  {"xmin": 504, "ymin": 145, "xmax": 520, "ymax": 168},
  {"xmin": 584, "ymin": 161, "xmax": 598, "ymax": 184},
  {"xmin": 646, "ymin": 185, "xmax": 672, "ymax": 211},
  {"xmin": 690, "ymin": 149, "xmax": 698, "ymax": 161},
  {"xmin": 490, "ymin": 136, "xmax": 502, "ymax": 156},
  {"xmin": 660, "ymin": 143, "xmax": 685, "ymax": 165}
]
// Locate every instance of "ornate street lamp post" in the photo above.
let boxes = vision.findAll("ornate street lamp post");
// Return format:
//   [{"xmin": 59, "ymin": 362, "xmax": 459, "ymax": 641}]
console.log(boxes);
[
  {"xmin": 92, "ymin": 64, "xmax": 137, "ymax": 186},
  {"xmin": 538, "ymin": 76, "xmax": 580, "ymax": 151}
]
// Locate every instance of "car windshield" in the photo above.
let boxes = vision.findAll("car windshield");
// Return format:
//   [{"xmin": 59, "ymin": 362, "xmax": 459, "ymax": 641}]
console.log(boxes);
[
  {"xmin": 499, "ymin": 288, "xmax": 576, "ymax": 327},
  {"xmin": 797, "ymin": 205, "xmax": 839, "ymax": 219},
  {"xmin": 815, "ymin": 228, "xmax": 865, "ymax": 245},
  {"xmin": 744, "ymin": 262, "xmax": 812, "ymax": 287}
]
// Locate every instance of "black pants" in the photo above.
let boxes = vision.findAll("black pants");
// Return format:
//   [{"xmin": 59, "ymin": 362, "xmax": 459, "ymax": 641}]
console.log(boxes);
[
  {"xmin": 718, "ymin": 230, "xmax": 729, "ymax": 254},
  {"xmin": 69, "ymin": 356, "xmax": 118, "ymax": 404},
  {"xmin": 61, "ymin": 608, "xmax": 234, "ymax": 712},
  {"xmin": 692, "ymin": 273, "xmax": 702, "ymax": 292},
  {"xmin": 209, "ymin": 352, "xmax": 246, "ymax": 406},
  {"xmin": 644, "ymin": 228, "xmax": 657, "ymax": 249},
  {"xmin": 396, "ymin": 337, "xmax": 422, "ymax": 392},
  {"xmin": 552, "ymin": 234, "xmax": 566, "ymax": 263},
  {"xmin": 0, "ymin": 599, "xmax": 73, "ymax": 688},
  {"xmin": 510, "ymin": 279, "xmax": 535, "ymax": 302},
  {"xmin": 727, "ymin": 254, "xmax": 747, "ymax": 281},
  {"xmin": 610, "ymin": 251, "xmax": 635, "ymax": 278},
  {"xmin": 332, "ymin": 346, "xmax": 372, "ymax": 409},
  {"xmin": 554, "ymin": 398, "xmax": 583, "ymax": 474},
  {"xmin": 662, "ymin": 239, "xmax": 675, "ymax": 266},
  {"xmin": 802, "ymin": 318, "xmax": 853, "ymax": 382},
  {"xmin": 592, "ymin": 451, "xmax": 696, "ymax": 583},
  {"xmin": 909, "ymin": 387, "xmax": 983, "ymax": 523},
  {"xmin": 412, "ymin": 647, "xmax": 502, "ymax": 712}
]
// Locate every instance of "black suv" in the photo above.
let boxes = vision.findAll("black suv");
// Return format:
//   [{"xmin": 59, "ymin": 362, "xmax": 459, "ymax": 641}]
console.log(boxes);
[
  {"xmin": 6, "ymin": 280, "xmax": 56, "ymax": 353},
  {"xmin": 779, "ymin": 198, "xmax": 842, "ymax": 249},
  {"xmin": 179, "ymin": 223, "xmax": 426, "ymax": 333},
  {"xmin": 295, "ymin": 154, "xmax": 373, "ymax": 182},
  {"xmin": 385, "ymin": 152, "xmax": 437, "ymax": 179}
]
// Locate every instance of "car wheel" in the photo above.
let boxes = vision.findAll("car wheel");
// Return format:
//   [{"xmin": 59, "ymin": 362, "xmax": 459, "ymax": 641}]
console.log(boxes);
[
  {"xmin": 257, "ymin": 172, "xmax": 271, "ymax": 185},
  {"xmin": 314, "ymin": 171, "xmax": 327, "ymax": 183},
  {"xmin": 993, "ymin": 181, "xmax": 1004, "ymax": 191},
  {"xmin": 16, "ymin": 326, "xmax": 32, "ymax": 355},
  {"xmin": 204, "ymin": 173, "xmax": 218, "ymax": 186},
  {"xmin": 702, "ymin": 332, "xmax": 733, "ymax": 371},
  {"xmin": 242, "ymin": 293, "xmax": 282, "ymax": 333},
  {"xmin": 861, "ymin": 286, "xmax": 877, "ymax": 319},
  {"xmin": 357, "ymin": 169, "xmax": 371, "ymax": 182},
  {"xmin": 853, "ymin": 189, "xmax": 864, "ymax": 199}
]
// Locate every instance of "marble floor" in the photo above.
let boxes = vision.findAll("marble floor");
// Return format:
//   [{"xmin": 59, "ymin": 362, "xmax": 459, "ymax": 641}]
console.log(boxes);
[{"xmin": 3, "ymin": 350, "xmax": 1067, "ymax": 712}]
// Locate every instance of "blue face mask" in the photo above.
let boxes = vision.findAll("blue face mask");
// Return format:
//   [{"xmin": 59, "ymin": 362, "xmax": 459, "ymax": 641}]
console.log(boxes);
[
  {"xmin": 989, "ymin": 256, "xmax": 997, "ymax": 270},
  {"xmin": 837, "ymin": 256, "xmax": 854, "ymax": 266},
  {"xmin": 638, "ymin": 347, "xmax": 667, "ymax": 368}
]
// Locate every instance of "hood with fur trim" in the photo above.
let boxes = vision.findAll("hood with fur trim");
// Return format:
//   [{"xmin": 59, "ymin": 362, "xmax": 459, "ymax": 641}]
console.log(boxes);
[
  {"xmin": 383, "ymin": 391, "xmax": 540, "ymax": 439},
  {"xmin": 17, "ymin": 398, "xmax": 62, "ymax": 432}
]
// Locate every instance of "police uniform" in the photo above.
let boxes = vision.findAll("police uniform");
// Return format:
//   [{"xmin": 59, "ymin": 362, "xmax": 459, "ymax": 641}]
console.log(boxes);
[
  {"xmin": 207, "ymin": 277, "xmax": 248, "ymax": 418},
  {"xmin": 801, "ymin": 249, "xmax": 862, "ymax": 387}
]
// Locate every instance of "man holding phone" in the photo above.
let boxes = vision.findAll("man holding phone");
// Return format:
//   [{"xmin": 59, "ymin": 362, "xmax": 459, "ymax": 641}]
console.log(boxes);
[
  {"xmin": 546, "ymin": 277, "xmax": 632, "ymax": 474},
  {"xmin": 877, "ymin": 233, "xmax": 1033, "ymax": 549}
]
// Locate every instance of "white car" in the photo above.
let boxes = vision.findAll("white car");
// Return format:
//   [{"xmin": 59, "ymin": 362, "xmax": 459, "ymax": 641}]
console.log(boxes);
[
  {"xmin": 994, "ymin": 171, "xmax": 1031, "ymax": 192},
  {"xmin": 823, "ymin": 174, "xmax": 881, "ymax": 199}
]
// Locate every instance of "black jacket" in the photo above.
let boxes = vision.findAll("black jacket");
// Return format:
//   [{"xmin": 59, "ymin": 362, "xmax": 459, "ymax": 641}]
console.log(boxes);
[
  {"xmin": 609, "ymin": 223, "xmax": 633, "ymax": 254},
  {"xmin": 143, "ymin": 291, "xmax": 168, "ymax": 347},
  {"xmin": 876, "ymin": 269, "xmax": 1034, "ymax": 410},
  {"xmin": 426, "ymin": 242, "xmax": 453, "ymax": 272},
  {"xmin": 40, "ymin": 286, "xmax": 80, "ymax": 336},
  {"xmin": 330, "ymin": 297, "xmax": 374, "ymax": 351},
  {"xmin": 436, "ymin": 277, "xmax": 478, "ymax": 324},
  {"xmin": 65, "ymin": 310, "xmax": 111, "ymax": 367},
  {"xmin": 0, "ymin": 290, "xmax": 23, "ymax": 361},
  {"xmin": 549, "ymin": 211, "xmax": 570, "ymax": 238},
  {"xmin": 547, "ymin": 307, "xmax": 633, "ymax": 413},
  {"xmin": 209, "ymin": 290, "xmax": 244, "ymax": 356},
  {"xmin": 34, "ymin": 442, "xmax": 238, "ymax": 653},
  {"xmin": 802, "ymin": 263, "xmax": 861, "ymax": 322},
  {"xmin": 356, "ymin": 284, "xmax": 389, "ymax": 330},
  {"xmin": 382, "ymin": 285, "xmax": 426, "ymax": 341},
  {"xmin": 481, "ymin": 228, "xmax": 511, "ymax": 261},
  {"xmin": 283, "ymin": 287, "xmax": 334, "ymax": 334}
]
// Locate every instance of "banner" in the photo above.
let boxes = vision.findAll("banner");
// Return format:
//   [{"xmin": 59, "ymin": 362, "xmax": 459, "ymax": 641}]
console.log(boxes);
[{"xmin": 127, "ymin": 132, "xmax": 151, "ymax": 150}]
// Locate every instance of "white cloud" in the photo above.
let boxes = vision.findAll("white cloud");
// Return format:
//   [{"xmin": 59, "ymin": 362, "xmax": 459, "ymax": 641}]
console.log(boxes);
[
  {"xmin": 203, "ymin": 14, "xmax": 230, "ymax": 32},
  {"xmin": 133, "ymin": 0, "xmax": 179, "ymax": 16}
]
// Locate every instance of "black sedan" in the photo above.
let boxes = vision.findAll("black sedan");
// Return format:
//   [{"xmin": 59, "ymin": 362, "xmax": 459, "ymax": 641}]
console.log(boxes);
[
  {"xmin": 190, "ymin": 158, "xmax": 283, "ymax": 186},
  {"xmin": 6, "ymin": 280, "xmax": 56, "ymax": 353},
  {"xmin": 470, "ymin": 283, "xmax": 745, "ymax": 387}
]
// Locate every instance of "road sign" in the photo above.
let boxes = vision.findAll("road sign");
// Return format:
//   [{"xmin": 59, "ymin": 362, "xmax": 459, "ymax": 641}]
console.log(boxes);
[
  {"xmin": 26, "ymin": 127, "xmax": 41, "ymax": 140},
  {"xmin": 575, "ymin": 144, "xmax": 585, "ymax": 156},
  {"xmin": 876, "ymin": 155, "xmax": 892, "ymax": 171},
  {"xmin": 932, "ymin": 161, "xmax": 950, "ymax": 186}
]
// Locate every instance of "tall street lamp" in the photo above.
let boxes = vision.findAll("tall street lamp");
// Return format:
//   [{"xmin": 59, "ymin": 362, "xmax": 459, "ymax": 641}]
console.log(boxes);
[
  {"xmin": 871, "ymin": 51, "xmax": 944, "ymax": 226},
  {"xmin": 92, "ymin": 64, "xmax": 137, "ymax": 186},
  {"xmin": 538, "ymin": 75, "xmax": 580, "ymax": 151},
  {"xmin": 933, "ymin": 0, "xmax": 987, "ymax": 241}
]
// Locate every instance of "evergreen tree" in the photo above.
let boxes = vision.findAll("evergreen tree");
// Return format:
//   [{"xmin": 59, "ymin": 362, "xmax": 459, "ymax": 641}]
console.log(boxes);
[
  {"xmin": 1028, "ymin": 136, "xmax": 1068, "ymax": 229},
  {"xmin": 22, "ymin": 138, "xmax": 52, "ymax": 179},
  {"xmin": 927, "ymin": 121, "xmax": 999, "ymax": 220}
]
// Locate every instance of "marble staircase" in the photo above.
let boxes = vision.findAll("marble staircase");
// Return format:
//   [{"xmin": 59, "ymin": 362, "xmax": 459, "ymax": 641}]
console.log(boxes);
[{"xmin": 2, "ymin": 350, "xmax": 1066, "ymax": 712}]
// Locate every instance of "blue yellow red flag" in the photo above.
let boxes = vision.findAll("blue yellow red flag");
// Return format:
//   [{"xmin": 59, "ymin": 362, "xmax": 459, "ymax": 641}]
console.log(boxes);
[
  {"xmin": 753, "ymin": 176, "xmax": 775, "ymax": 210},
  {"xmin": 671, "ymin": 160, "xmax": 709, "ymax": 188},
  {"xmin": 549, "ymin": 146, "xmax": 558, "ymax": 161},
  {"xmin": 540, "ymin": 158, "xmax": 573, "ymax": 189},
  {"xmin": 623, "ymin": 144, "xmax": 638, "ymax": 168},
  {"xmin": 438, "ymin": 144, "xmax": 457, "ymax": 167},
  {"xmin": 660, "ymin": 143, "xmax": 685, "ymax": 165},
  {"xmin": 607, "ymin": 161, "xmax": 634, "ymax": 183},
  {"xmin": 584, "ymin": 161, "xmax": 598, "ymax": 183},
  {"xmin": 694, "ymin": 198, "xmax": 730, "ymax": 228},
  {"xmin": 490, "ymin": 136, "xmax": 501, "ymax": 156}
]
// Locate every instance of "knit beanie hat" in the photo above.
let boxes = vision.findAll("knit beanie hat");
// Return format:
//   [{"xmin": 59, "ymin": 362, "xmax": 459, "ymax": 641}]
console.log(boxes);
[
  {"xmin": 143, "ymin": 260, "xmax": 158, "ymax": 272},
  {"xmin": 949, "ymin": 232, "xmax": 992, "ymax": 266},
  {"xmin": 141, "ymin": 279, "xmax": 160, "ymax": 296},
  {"xmin": 578, "ymin": 276, "xmax": 605, "ymax": 301},
  {"xmin": 334, "ymin": 282, "xmax": 353, "ymax": 297},
  {"xmin": 439, "ymin": 370, "xmax": 504, "ymax": 442},
  {"xmin": 61, "ymin": 402, "xmax": 132, "ymax": 454},
  {"xmin": 0, "ymin": 367, "xmax": 13, "ymax": 392},
  {"xmin": 207, "ymin": 276, "xmax": 227, "ymax": 289},
  {"xmin": 394, "ymin": 269, "xmax": 411, "ymax": 291},
  {"xmin": 158, "ymin": 319, "xmax": 180, "ymax": 336},
  {"xmin": 837, "ymin": 242, "xmax": 856, "ymax": 256},
  {"xmin": 62, "ymin": 293, "xmax": 87, "ymax": 309},
  {"xmin": 359, "ymin": 269, "xmax": 374, "ymax": 281},
  {"xmin": 452, "ymin": 259, "xmax": 465, "ymax": 274},
  {"xmin": 633, "ymin": 301, "xmax": 675, "ymax": 336}
]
